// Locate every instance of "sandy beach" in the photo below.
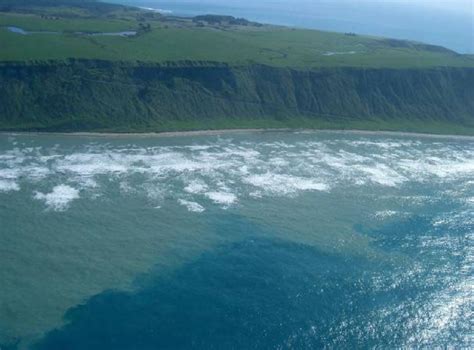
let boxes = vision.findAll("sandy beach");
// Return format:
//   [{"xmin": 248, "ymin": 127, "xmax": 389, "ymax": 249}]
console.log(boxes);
[{"xmin": 2, "ymin": 128, "xmax": 474, "ymax": 140}]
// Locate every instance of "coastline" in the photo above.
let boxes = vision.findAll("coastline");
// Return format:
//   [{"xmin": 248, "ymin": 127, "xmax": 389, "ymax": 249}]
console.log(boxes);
[{"xmin": 2, "ymin": 128, "xmax": 474, "ymax": 140}]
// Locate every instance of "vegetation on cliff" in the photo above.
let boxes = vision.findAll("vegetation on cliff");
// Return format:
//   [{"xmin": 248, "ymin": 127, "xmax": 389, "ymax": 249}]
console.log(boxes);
[{"xmin": 1, "ymin": 61, "xmax": 473, "ymax": 134}]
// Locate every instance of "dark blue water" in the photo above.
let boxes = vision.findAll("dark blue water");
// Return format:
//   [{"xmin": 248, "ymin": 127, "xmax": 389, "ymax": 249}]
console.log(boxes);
[
  {"xmin": 31, "ymin": 238, "xmax": 382, "ymax": 349},
  {"xmin": 111, "ymin": 0, "xmax": 474, "ymax": 53}
]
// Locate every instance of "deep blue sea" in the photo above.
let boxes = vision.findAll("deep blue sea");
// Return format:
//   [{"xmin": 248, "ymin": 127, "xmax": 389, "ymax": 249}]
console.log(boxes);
[
  {"xmin": 111, "ymin": 0, "xmax": 474, "ymax": 54},
  {"xmin": 0, "ymin": 131, "xmax": 473, "ymax": 349}
]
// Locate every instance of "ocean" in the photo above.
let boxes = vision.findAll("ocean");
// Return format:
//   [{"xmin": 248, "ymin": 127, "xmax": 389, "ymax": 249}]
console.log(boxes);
[
  {"xmin": 110, "ymin": 0, "xmax": 474, "ymax": 54},
  {"xmin": 0, "ymin": 131, "xmax": 473, "ymax": 349}
]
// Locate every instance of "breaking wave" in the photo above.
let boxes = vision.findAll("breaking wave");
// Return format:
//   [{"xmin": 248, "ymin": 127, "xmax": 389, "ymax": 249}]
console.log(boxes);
[{"xmin": 0, "ymin": 132, "xmax": 472, "ymax": 213}]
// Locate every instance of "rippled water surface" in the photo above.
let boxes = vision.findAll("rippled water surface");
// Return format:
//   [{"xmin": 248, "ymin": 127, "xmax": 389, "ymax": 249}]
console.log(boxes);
[{"xmin": 0, "ymin": 131, "xmax": 473, "ymax": 348}]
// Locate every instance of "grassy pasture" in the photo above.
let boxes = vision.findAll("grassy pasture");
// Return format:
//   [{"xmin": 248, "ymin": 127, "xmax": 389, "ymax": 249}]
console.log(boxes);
[{"xmin": 0, "ymin": 10, "xmax": 473, "ymax": 69}]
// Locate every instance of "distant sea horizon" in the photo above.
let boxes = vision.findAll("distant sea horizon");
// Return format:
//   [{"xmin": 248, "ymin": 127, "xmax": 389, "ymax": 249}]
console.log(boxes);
[{"xmin": 109, "ymin": 0, "xmax": 474, "ymax": 54}]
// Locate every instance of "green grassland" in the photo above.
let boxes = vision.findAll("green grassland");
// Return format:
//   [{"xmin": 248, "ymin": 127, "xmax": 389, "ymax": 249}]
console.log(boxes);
[
  {"xmin": 0, "ymin": 6, "xmax": 473, "ymax": 69},
  {"xmin": 0, "ymin": 12, "xmax": 134, "ymax": 32}
]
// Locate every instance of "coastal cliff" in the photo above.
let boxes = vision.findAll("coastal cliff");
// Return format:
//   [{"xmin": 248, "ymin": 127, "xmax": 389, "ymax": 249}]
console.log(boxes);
[{"xmin": 1, "ymin": 60, "xmax": 473, "ymax": 134}]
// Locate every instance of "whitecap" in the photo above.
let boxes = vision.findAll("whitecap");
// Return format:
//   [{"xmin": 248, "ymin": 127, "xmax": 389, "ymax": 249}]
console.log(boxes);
[
  {"xmin": 0, "ymin": 179, "xmax": 20, "ymax": 192},
  {"xmin": 244, "ymin": 173, "xmax": 329, "ymax": 195},
  {"xmin": 178, "ymin": 199, "xmax": 205, "ymax": 213},
  {"xmin": 205, "ymin": 191, "xmax": 237, "ymax": 206},
  {"xmin": 0, "ymin": 168, "xmax": 20, "ymax": 180},
  {"xmin": 356, "ymin": 164, "xmax": 407, "ymax": 187},
  {"xmin": 184, "ymin": 180, "xmax": 208, "ymax": 194},
  {"xmin": 56, "ymin": 153, "xmax": 128, "ymax": 176},
  {"xmin": 34, "ymin": 185, "xmax": 80, "ymax": 211}
]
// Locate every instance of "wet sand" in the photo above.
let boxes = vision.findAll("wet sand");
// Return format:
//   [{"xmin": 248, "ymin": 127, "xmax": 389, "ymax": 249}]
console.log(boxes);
[{"xmin": 2, "ymin": 128, "xmax": 474, "ymax": 140}]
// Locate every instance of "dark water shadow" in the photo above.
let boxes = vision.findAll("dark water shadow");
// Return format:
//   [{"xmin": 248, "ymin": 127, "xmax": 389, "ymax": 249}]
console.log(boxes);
[{"xmin": 32, "ymin": 233, "xmax": 390, "ymax": 350}]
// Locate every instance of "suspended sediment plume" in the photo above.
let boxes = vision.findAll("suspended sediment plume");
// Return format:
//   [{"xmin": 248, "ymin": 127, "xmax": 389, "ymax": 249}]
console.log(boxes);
[{"xmin": 0, "ymin": 130, "xmax": 472, "ymax": 349}]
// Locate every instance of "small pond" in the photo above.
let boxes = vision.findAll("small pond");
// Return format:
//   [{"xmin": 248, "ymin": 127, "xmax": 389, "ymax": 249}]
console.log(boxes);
[{"xmin": 6, "ymin": 26, "xmax": 136, "ymax": 37}]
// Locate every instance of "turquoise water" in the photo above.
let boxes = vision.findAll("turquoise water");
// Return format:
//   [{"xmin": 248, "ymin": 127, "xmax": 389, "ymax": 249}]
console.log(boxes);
[{"xmin": 0, "ymin": 131, "xmax": 473, "ymax": 348}]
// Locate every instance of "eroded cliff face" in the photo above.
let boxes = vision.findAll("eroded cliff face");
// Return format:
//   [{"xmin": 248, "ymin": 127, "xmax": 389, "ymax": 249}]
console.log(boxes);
[{"xmin": 0, "ymin": 60, "xmax": 473, "ymax": 133}]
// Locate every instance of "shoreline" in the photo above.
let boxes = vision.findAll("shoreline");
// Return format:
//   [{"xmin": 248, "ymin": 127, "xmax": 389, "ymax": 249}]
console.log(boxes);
[{"xmin": 2, "ymin": 128, "xmax": 474, "ymax": 140}]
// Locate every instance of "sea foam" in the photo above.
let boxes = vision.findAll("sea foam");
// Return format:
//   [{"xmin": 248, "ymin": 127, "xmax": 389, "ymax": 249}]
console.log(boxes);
[
  {"xmin": 205, "ymin": 191, "xmax": 237, "ymax": 206},
  {"xmin": 34, "ymin": 185, "xmax": 80, "ymax": 211},
  {"xmin": 0, "ymin": 179, "xmax": 20, "ymax": 192},
  {"xmin": 244, "ymin": 173, "xmax": 329, "ymax": 195},
  {"xmin": 178, "ymin": 199, "xmax": 205, "ymax": 213},
  {"xmin": 0, "ymin": 133, "xmax": 472, "ymax": 212}
]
